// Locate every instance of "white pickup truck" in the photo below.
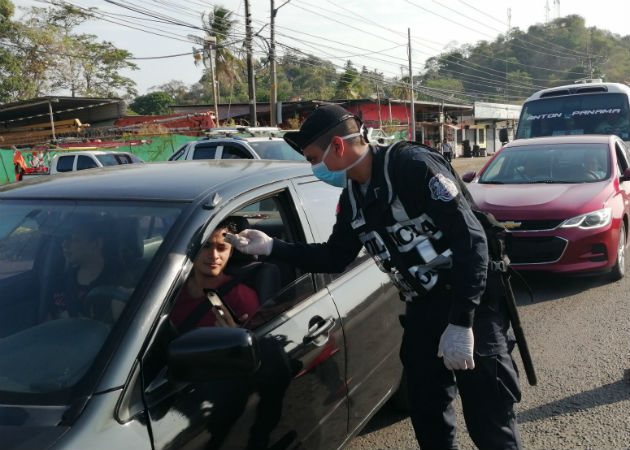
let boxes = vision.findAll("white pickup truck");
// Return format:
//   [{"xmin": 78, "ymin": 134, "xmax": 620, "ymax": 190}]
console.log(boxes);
[
  {"xmin": 18, "ymin": 150, "xmax": 143, "ymax": 180},
  {"xmin": 49, "ymin": 150, "xmax": 143, "ymax": 174}
]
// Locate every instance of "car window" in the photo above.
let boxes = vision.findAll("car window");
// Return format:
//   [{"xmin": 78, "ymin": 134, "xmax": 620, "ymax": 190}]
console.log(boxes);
[
  {"xmin": 169, "ymin": 144, "xmax": 188, "ymax": 161},
  {"xmin": 248, "ymin": 141, "xmax": 306, "ymax": 161},
  {"xmin": 95, "ymin": 154, "xmax": 121, "ymax": 166},
  {"xmin": 129, "ymin": 153, "xmax": 144, "ymax": 163},
  {"xmin": 56, "ymin": 155, "xmax": 75, "ymax": 172},
  {"xmin": 192, "ymin": 144, "xmax": 219, "ymax": 160},
  {"xmin": 615, "ymin": 142, "xmax": 629, "ymax": 173},
  {"xmin": 116, "ymin": 155, "xmax": 132, "ymax": 164},
  {"xmin": 165, "ymin": 190, "xmax": 315, "ymax": 335},
  {"xmin": 221, "ymin": 144, "xmax": 252, "ymax": 159},
  {"xmin": 0, "ymin": 201, "xmax": 183, "ymax": 399},
  {"xmin": 295, "ymin": 179, "xmax": 369, "ymax": 278},
  {"xmin": 77, "ymin": 155, "xmax": 99, "ymax": 170}
]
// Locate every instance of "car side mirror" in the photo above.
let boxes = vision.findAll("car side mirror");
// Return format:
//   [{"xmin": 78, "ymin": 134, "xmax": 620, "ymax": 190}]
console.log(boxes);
[
  {"xmin": 621, "ymin": 167, "xmax": 630, "ymax": 182},
  {"xmin": 461, "ymin": 171, "xmax": 477, "ymax": 183},
  {"xmin": 167, "ymin": 327, "xmax": 260, "ymax": 382}
]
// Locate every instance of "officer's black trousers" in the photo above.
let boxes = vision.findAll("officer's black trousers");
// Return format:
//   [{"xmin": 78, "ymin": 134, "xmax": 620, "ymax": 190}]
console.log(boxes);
[{"xmin": 400, "ymin": 291, "xmax": 522, "ymax": 450}]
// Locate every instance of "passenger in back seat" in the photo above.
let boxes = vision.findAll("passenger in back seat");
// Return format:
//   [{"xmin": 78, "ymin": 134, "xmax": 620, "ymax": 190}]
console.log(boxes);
[
  {"xmin": 48, "ymin": 216, "xmax": 131, "ymax": 323},
  {"xmin": 170, "ymin": 218, "xmax": 259, "ymax": 330}
]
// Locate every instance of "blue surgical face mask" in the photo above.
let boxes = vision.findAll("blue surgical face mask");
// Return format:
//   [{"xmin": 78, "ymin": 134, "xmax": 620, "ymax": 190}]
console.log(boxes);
[{"xmin": 311, "ymin": 130, "xmax": 368, "ymax": 187}]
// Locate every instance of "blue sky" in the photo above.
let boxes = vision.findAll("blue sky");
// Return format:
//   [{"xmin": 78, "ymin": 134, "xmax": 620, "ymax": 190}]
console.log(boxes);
[{"xmin": 17, "ymin": 0, "xmax": 630, "ymax": 95}]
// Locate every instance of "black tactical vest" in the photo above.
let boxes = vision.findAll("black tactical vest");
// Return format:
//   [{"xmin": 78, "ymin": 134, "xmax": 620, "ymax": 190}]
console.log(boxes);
[{"xmin": 346, "ymin": 144, "xmax": 454, "ymax": 300}]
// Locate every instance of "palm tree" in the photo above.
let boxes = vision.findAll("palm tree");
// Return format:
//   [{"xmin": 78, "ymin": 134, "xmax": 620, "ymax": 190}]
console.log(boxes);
[
  {"xmin": 391, "ymin": 75, "xmax": 415, "ymax": 101},
  {"xmin": 201, "ymin": 6, "xmax": 244, "ymax": 97}
]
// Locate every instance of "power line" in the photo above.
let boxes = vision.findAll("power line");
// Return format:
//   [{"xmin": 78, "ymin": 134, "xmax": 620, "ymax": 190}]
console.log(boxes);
[
  {"xmin": 404, "ymin": 0, "xmax": 589, "ymax": 75},
  {"xmin": 19, "ymin": 0, "xmax": 575, "ymax": 101}
]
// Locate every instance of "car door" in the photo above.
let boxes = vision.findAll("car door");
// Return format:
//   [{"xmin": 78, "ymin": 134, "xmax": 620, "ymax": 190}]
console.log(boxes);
[
  {"xmin": 292, "ymin": 178, "xmax": 405, "ymax": 433},
  {"xmin": 141, "ymin": 185, "xmax": 349, "ymax": 450}
]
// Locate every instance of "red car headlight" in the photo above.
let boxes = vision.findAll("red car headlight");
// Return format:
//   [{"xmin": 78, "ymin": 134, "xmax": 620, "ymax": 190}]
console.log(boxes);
[{"xmin": 560, "ymin": 207, "xmax": 612, "ymax": 230}]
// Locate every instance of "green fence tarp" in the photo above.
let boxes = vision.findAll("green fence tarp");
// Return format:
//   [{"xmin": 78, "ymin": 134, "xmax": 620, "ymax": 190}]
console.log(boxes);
[{"xmin": 0, "ymin": 134, "xmax": 201, "ymax": 186}]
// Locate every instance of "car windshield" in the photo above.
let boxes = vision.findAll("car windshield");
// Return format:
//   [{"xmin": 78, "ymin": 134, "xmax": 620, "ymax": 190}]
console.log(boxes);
[
  {"xmin": 248, "ymin": 141, "xmax": 306, "ymax": 161},
  {"xmin": 479, "ymin": 143, "xmax": 611, "ymax": 184},
  {"xmin": 0, "ymin": 200, "xmax": 182, "ymax": 399}
]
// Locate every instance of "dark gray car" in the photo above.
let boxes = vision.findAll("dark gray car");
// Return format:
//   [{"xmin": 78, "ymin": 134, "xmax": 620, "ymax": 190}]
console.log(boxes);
[{"xmin": 0, "ymin": 160, "xmax": 404, "ymax": 450}]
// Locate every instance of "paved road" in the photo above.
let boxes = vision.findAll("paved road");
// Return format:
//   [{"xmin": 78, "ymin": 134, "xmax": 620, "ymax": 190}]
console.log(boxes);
[{"xmin": 347, "ymin": 266, "xmax": 630, "ymax": 450}]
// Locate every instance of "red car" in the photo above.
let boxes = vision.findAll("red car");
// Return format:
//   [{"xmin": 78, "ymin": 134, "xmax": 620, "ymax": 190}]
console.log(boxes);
[{"xmin": 462, "ymin": 135, "xmax": 630, "ymax": 279}]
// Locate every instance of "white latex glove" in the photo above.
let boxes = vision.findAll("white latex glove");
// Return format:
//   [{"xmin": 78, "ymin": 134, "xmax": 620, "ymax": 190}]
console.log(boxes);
[
  {"xmin": 437, "ymin": 324, "xmax": 475, "ymax": 370},
  {"xmin": 224, "ymin": 229, "xmax": 273, "ymax": 256}
]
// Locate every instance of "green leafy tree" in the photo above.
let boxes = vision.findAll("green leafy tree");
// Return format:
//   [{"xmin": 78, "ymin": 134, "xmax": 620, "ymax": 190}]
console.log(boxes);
[
  {"xmin": 0, "ymin": 0, "xmax": 14, "ymax": 25},
  {"xmin": 150, "ymin": 80, "xmax": 190, "ymax": 104},
  {"xmin": 130, "ymin": 92, "xmax": 175, "ymax": 115},
  {"xmin": 0, "ymin": 2, "xmax": 136, "ymax": 101},
  {"xmin": 334, "ymin": 60, "xmax": 360, "ymax": 99},
  {"xmin": 279, "ymin": 52, "xmax": 335, "ymax": 100}
]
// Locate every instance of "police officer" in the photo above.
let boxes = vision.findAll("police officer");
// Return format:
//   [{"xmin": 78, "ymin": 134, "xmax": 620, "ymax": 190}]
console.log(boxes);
[{"xmin": 226, "ymin": 104, "xmax": 522, "ymax": 450}]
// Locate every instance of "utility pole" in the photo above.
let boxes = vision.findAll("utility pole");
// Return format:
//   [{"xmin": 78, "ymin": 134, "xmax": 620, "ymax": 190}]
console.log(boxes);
[
  {"xmin": 554, "ymin": 0, "xmax": 561, "ymax": 19},
  {"xmin": 505, "ymin": 8, "xmax": 511, "ymax": 103},
  {"xmin": 544, "ymin": 0, "xmax": 550, "ymax": 23},
  {"xmin": 407, "ymin": 28, "xmax": 416, "ymax": 141},
  {"xmin": 376, "ymin": 83, "xmax": 382, "ymax": 129},
  {"xmin": 270, "ymin": 1, "xmax": 291, "ymax": 126},
  {"xmin": 204, "ymin": 36, "xmax": 220, "ymax": 127},
  {"xmin": 270, "ymin": 0, "xmax": 277, "ymax": 126},
  {"xmin": 244, "ymin": 0, "xmax": 257, "ymax": 125}
]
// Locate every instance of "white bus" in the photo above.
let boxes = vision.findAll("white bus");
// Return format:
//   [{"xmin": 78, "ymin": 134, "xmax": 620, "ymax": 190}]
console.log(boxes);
[{"xmin": 515, "ymin": 81, "xmax": 630, "ymax": 144}]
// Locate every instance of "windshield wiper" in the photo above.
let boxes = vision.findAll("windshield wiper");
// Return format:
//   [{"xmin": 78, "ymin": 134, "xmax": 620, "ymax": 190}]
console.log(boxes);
[
  {"xmin": 480, "ymin": 181, "xmax": 505, "ymax": 184},
  {"xmin": 525, "ymin": 180, "xmax": 559, "ymax": 184}
]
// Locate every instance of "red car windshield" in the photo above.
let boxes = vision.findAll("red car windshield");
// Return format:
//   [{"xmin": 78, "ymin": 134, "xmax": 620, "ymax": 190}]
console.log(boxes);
[{"xmin": 479, "ymin": 143, "xmax": 610, "ymax": 184}]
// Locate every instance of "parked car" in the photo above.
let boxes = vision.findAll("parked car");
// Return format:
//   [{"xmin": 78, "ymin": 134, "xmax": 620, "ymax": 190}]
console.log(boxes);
[
  {"xmin": 0, "ymin": 159, "xmax": 404, "ymax": 450},
  {"xmin": 168, "ymin": 127, "xmax": 306, "ymax": 162},
  {"xmin": 462, "ymin": 135, "xmax": 630, "ymax": 279},
  {"xmin": 17, "ymin": 150, "xmax": 144, "ymax": 181},
  {"xmin": 50, "ymin": 150, "xmax": 144, "ymax": 174}
]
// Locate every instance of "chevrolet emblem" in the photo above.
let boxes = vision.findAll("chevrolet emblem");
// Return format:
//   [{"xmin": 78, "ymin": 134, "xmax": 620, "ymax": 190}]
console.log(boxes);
[{"xmin": 498, "ymin": 221, "xmax": 522, "ymax": 230}]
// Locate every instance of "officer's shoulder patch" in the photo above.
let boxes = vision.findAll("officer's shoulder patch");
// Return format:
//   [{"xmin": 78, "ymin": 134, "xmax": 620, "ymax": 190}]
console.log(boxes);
[{"xmin": 429, "ymin": 173, "xmax": 458, "ymax": 202}]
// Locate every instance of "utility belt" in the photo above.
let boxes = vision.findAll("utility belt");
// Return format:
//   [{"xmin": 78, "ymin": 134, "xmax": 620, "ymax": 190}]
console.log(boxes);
[
  {"xmin": 398, "ymin": 255, "xmax": 509, "ymax": 304},
  {"xmin": 398, "ymin": 269, "xmax": 453, "ymax": 303}
]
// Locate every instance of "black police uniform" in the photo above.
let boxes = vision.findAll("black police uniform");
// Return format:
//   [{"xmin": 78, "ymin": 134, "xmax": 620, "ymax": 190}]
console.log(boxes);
[{"xmin": 272, "ymin": 142, "xmax": 522, "ymax": 450}]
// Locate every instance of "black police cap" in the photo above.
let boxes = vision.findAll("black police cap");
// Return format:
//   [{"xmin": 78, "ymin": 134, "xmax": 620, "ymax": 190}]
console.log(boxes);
[{"xmin": 283, "ymin": 104, "xmax": 360, "ymax": 154}]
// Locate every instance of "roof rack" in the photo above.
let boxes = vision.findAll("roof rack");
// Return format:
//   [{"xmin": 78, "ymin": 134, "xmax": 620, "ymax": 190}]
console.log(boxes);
[
  {"xmin": 205, "ymin": 126, "xmax": 281, "ymax": 138},
  {"xmin": 573, "ymin": 78, "xmax": 603, "ymax": 84}
]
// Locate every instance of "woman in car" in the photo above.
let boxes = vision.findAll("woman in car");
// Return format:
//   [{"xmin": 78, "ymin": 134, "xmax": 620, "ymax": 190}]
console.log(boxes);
[{"xmin": 49, "ymin": 216, "xmax": 130, "ymax": 322}]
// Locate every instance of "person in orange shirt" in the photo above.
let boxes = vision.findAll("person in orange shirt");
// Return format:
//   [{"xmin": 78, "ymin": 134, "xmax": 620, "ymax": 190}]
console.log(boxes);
[{"xmin": 13, "ymin": 150, "xmax": 27, "ymax": 181}]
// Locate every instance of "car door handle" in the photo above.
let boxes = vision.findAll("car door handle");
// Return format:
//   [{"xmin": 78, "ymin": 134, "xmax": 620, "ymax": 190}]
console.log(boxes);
[{"xmin": 304, "ymin": 317, "xmax": 336, "ymax": 345}]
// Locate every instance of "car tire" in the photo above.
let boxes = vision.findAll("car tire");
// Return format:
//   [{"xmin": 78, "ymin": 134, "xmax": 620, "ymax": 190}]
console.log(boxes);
[
  {"xmin": 610, "ymin": 222, "xmax": 627, "ymax": 281},
  {"xmin": 389, "ymin": 370, "xmax": 409, "ymax": 412}
]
